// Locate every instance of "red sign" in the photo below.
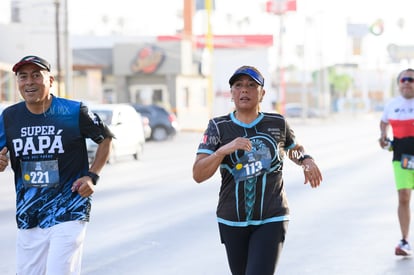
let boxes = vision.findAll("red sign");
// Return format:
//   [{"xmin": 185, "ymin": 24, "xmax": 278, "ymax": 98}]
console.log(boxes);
[
  {"xmin": 266, "ymin": 0, "xmax": 296, "ymax": 14},
  {"xmin": 131, "ymin": 45, "xmax": 165, "ymax": 74},
  {"xmin": 157, "ymin": 35, "xmax": 273, "ymax": 49}
]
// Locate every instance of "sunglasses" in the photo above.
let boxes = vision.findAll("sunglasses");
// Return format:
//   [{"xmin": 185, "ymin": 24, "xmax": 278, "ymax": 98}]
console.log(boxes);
[{"xmin": 400, "ymin": 77, "xmax": 414, "ymax": 83}]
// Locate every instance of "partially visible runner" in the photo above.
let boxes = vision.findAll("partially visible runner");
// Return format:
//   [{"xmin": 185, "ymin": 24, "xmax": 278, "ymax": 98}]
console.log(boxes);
[
  {"xmin": 380, "ymin": 68, "xmax": 414, "ymax": 256},
  {"xmin": 0, "ymin": 55, "xmax": 114, "ymax": 274},
  {"xmin": 193, "ymin": 65, "xmax": 323, "ymax": 275}
]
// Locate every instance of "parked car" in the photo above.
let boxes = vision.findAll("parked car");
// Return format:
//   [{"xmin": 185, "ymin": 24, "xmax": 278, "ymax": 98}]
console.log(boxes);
[
  {"xmin": 87, "ymin": 104, "xmax": 146, "ymax": 163},
  {"xmin": 284, "ymin": 103, "xmax": 321, "ymax": 118},
  {"xmin": 131, "ymin": 104, "xmax": 178, "ymax": 141}
]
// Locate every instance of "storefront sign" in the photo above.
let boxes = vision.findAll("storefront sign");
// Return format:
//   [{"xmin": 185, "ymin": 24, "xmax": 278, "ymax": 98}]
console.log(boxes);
[{"xmin": 131, "ymin": 45, "xmax": 165, "ymax": 74}]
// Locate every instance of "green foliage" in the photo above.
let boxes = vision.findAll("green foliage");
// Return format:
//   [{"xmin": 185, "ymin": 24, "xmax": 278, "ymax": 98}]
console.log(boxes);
[
  {"xmin": 311, "ymin": 67, "xmax": 353, "ymax": 97},
  {"xmin": 328, "ymin": 68, "xmax": 353, "ymax": 96}
]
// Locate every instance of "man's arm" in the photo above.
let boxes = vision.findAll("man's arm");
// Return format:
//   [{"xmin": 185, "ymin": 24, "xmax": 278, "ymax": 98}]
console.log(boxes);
[
  {"xmin": 71, "ymin": 137, "xmax": 112, "ymax": 197},
  {"xmin": 89, "ymin": 137, "xmax": 112, "ymax": 175},
  {"xmin": 0, "ymin": 147, "xmax": 8, "ymax": 172},
  {"xmin": 379, "ymin": 120, "xmax": 390, "ymax": 148}
]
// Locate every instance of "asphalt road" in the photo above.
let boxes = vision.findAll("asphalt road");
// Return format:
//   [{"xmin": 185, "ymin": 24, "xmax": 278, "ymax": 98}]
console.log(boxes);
[{"xmin": 0, "ymin": 113, "xmax": 413, "ymax": 275}]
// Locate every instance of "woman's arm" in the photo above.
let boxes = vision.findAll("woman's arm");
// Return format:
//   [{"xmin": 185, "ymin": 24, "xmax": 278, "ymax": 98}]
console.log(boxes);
[
  {"xmin": 193, "ymin": 137, "xmax": 252, "ymax": 183},
  {"xmin": 192, "ymin": 151, "xmax": 225, "ymax": 183},
  {"xmin": 288, "ymin": 144, "xmax": 322, "ymax": 188}
]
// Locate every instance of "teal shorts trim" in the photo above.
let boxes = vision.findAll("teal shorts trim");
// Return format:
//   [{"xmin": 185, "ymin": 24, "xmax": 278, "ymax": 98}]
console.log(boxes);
[
  {"xmin": 393, "ymin": 161, "xmax": 414, "ymax": 190},
  {"xmin": 217, "ymin": 215, "xmax": 290, "ymax": 227}
]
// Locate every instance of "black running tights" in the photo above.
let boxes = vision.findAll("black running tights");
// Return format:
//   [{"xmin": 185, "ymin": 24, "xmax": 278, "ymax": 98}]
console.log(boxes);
[{"xmin": 218, "ymin": 221, "xmax": 288, "ymax": 275}]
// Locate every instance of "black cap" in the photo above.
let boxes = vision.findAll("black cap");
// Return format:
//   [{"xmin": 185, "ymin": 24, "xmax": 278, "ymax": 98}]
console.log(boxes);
[
  {"xmin": 12, "ymin": 55, "xmax": 51, "ymax": 74},
  {"xmin": 229, "ymin": 66, "xmax": 264, "ymax": 87}
]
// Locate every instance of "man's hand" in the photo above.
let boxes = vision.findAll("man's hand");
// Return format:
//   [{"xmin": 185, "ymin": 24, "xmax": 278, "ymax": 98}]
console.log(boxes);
[{"xmin": 71, "ymin": 176, "xmax": 95, "ymax": 197}]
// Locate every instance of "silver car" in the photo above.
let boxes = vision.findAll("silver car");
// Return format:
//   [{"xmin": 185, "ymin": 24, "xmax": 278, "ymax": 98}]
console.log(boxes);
[{"xmin": 87, "ymin": 104, "xmax": 146, "ymax": 163}]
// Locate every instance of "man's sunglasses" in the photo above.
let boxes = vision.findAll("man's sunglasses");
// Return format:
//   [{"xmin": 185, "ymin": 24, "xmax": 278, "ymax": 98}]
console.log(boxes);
[{"xmin": 400, "ymin": 77, "xmax": 414, "ymax": 83}]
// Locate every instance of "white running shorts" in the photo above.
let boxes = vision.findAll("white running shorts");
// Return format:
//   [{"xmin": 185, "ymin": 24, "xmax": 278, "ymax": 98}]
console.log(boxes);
[{"xmin": 16, "ymin": 220, "xmax": 87, "ymax": 275}]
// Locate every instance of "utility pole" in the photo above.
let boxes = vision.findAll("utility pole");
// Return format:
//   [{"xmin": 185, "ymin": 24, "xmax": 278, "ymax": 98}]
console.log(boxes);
[
  {"xmin": 266, "ymin": 0, "xmax": 296, "ymax": 115},
  {"xmin": 277, "ymin": 12, "xmax": 285, "ymax": 114},
  {"xmin": 64, "ymin": 0, "xmax": 72, "ymax": 98},
  {"xmin": 205, "ymin": 0, "xmax": 213, "ymax": 117},
  {"xmin": 54, "ymin": 0, "xmax": 62, "ymax": 97}
]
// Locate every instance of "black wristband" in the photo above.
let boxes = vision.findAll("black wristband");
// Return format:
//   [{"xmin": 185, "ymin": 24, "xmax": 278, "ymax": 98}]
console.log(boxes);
[
  {"xmin": 298, "ymin": 154, "xmax": 313, "ymax": 164},
  {"xmin": 87, "ymin": 171, "xmax": 100, "ymax": 185}
]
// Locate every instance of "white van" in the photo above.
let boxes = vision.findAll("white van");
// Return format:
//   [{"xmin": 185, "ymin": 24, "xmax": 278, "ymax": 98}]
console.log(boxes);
[{"xmin": 87, "ymin": 104, "xmax": 146, "ymax": 163}]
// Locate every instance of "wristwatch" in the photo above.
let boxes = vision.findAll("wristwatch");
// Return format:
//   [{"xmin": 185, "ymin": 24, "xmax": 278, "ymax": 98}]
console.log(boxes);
[
  {"xmin": 87, "ymin": 171, "xmax": 100, "ymax": 185},
  {"xmin": 298, "ymin": 154, "xmax": 313, "ymax": 164}
]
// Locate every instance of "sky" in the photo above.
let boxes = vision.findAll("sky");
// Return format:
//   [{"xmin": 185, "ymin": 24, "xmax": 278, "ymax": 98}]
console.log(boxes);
[
  {"xmin": 67, "ymin": 0, "xmax": 183, "ymax": 35},
  {"xmin": 0, "ymin": 0, "xmax": 183, "ymax": 35},
  {"xmin": 0, "ymin": 0, "xmax": 411, "ymax": 36}
]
